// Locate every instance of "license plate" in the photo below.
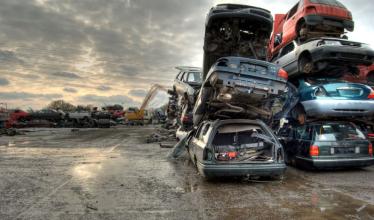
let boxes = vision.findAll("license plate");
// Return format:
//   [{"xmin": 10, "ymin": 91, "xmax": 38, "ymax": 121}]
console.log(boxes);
[{"xmin": 333, "ymin": 147, "xmax": 355, "ymax": 154}]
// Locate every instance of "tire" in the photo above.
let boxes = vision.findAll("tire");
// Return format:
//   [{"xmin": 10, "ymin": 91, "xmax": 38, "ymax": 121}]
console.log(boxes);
[
  {"xmin": 298, "ymin": 55, "xmax": 313, "ymax": 74},
  {"xmin": 292, "ymin": 105, "xmax": 307, "ymax": 125}
]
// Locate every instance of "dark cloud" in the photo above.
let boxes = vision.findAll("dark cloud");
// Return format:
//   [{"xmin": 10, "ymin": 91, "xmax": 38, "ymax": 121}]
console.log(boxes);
[
  {"xmin": 78, "ymin": 94, "xmax": 139, "ymax": 107},
  {"xmin": 50, "ymin": 71, "xmax": 81, "ymax": 79},
  {"xmin": 129, "ymin": 89, "xmax": 147, "ymax": 97},
  {"xmin": 0, "ymin": 92, "xmax": 62, "ymax": 101},
  {"xmin": 63, "ymin": 87, "xmax": 78, "ymax": 93},
  {"xmin": 0, "ymin": 78, "xmax": 10, "ymax": 86},
  {"xmin": 97, "ymin": 85, "xmax": 112, "ymax": 91}
]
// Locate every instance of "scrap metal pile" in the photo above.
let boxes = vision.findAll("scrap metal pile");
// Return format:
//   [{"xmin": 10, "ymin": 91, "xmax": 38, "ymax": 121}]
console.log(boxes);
[{"xmin": 166, "ymin": 1, "xmax": 374, "ymax": 178}]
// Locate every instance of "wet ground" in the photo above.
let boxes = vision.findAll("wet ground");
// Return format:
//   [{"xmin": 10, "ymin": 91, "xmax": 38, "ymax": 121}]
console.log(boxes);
[{"xmin": 0, "ymin": 126, "xmax": 373, "ymax": 220}]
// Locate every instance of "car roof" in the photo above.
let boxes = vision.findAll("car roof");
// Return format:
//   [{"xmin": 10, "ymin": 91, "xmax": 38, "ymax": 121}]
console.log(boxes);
[{"xmin": 175, "ymin": 66, "xmax": 202, "ymax": 72}]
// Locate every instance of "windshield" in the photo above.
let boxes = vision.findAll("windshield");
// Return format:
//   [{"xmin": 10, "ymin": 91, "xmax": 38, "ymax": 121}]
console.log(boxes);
[
  {"xmin": 309, "ymin": 0, "xmax": 346, "ymax": 8},
  {"xmin": 187, "ymin": 72, "xmax": 202, "ymax": 83},
  {"xmin": 314, "ymin": 123, "xmax": 366, "ymax": 141}
]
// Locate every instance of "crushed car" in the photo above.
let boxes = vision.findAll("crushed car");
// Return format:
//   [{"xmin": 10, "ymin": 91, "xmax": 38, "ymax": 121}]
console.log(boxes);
[
  {"xmin": 268, "ymin": 0, "xmax": 354, "ymax": 58},
  {"xmin": 278, "ymin": 121, "xmax": 373, "ymax": 169},
  {"xmin": 193, "ymin": 56, "xmax": 289, "ymax": 126},
  {"xmin": 203, "ymin": 4, "xmax": 273, "ymax": 78},
  {"xmin": 290, "ymin": 77, "xmax": 374, "ymax": 124},
  {"xmin": 270, "ymin": 38, "xmax": 374, "ymax": 79},
  {"xmin": 186, "ymin": 119, "xmax": 286, "ymax": 179},
  {"xmin": 343, "ymin": 64, "xmax": 374, "ymax": 87}
]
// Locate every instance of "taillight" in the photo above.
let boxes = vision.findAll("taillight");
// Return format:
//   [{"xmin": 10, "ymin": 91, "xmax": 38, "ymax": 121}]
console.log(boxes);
[
  {"xmin": 305, "ymin": 6, "xmax": 316, "ymax": 14},
  {"xmin": 309, "ymin": 145, "xmax": 319, "ymax": 156},
  {"xmin": 368, "ymin": 90, "xmax": 374, "ymax": 99},
  {"xmin": 369, "ymin": 143, "xmax": 373, "ymax": 156},
  {"xmin": 181, "ymin": 115, "xmax": 190, "ymax": 123},
  {"xmin": 216, "ymin": 151, "xmax": 237, "ymax": 161},
  {"xmin": 277, "ymin": 68, "xmax": 288, "ymax": 80}
]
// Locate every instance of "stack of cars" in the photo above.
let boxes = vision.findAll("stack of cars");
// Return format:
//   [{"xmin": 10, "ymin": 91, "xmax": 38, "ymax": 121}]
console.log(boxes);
[
  {"xmin": 176, "ymin": 4, "xmax": 298, "ymax": 179},
  {"xmin": 269, "ymin": 0, "xmax": 374, "ymax": 169}
]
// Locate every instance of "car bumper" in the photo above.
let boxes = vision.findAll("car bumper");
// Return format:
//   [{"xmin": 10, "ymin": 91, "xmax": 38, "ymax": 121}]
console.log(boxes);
[
  {"xmin": 310, "ymin": 46, "xmax": 374, "ymax": 66},
  {"xmin": 304, "ymin": 14, "xmax": 354, "ymax": 31},
  {"xmin": 197, "ymin": 161, "xmax": 286, "ymax": 177},
  {"xmin": 296, "ymin": 156, "xmax": 374, "ymax": 169},
  {"xmin": 301, "ymin": 99, "xmax": 374, "ymax": 117}
]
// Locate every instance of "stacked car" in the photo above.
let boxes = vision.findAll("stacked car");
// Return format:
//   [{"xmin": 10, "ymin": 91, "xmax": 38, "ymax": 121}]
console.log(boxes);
[
  {"xmin": 269, "ymin": 0, "xmax": 374, "ymax": 169},
  {"xmin": 174, "ymin": 4, "xmax": 298, "ymax": 179}
]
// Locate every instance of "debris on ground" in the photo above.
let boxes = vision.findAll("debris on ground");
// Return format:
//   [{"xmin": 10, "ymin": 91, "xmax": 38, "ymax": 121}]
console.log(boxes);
[
  {"xmin": 146, "ymin": 128, "xmax": 177, "ymax": 143},
  {"xmin": 0, "ymin": 128, "xmax": 23, "ymax": 136},
  {"xmin": 159, "ymin": 142, "xmax": 175, "ymax": 148}
]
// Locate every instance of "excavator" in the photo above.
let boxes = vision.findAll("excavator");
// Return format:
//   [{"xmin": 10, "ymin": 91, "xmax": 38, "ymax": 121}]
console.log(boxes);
[{"xmin": 124, "ymin": 84, "xmax": 168, "ymax": 125}]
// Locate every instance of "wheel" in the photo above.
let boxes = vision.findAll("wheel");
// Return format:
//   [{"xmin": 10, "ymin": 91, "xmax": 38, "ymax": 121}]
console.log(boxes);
[
  {"xmin": 297, "ymin": 20, "xmax": 307, "ymax": 42},
  {"xmin": 292, "ymin": 105, "xmax": 307, "ymax": 125},
  {"xmin": 298, "ymin": 55, "xmax": 313, "ymax": 74}
]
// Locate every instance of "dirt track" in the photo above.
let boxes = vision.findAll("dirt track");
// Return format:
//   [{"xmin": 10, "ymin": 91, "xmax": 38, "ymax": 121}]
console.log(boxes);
[{"xmin": 0, "ymin": 126, "xmax": 373, "ymax": 219}]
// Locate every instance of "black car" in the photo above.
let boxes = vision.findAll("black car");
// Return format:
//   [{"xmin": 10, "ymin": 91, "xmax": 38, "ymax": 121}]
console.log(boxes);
[
  {"xmin": 279, "ymin": 121, "xmax": 374, "ymax": 169},
  {"xmin": 203, "ymin": 4, "xmax": 273, "ymax": 79},
  {"xmin": 193, "ymin": 56, "xmax": 289, "ymax": 126},
  {"xmin": 187, "ymin": 119, "xmax": 286, "ymax": 178},
  {"xmin": 271, "ymin": 38, "xmax": 374, "ymax": 79}
]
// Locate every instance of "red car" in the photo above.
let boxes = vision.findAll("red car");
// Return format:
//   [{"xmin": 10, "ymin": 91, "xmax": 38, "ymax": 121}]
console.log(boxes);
[
  {"xmin": 343, "ymin": 65, "xmax": 374, "ymax": 87},
  {"xmin": 268, "ymin": 0, "xmax": 353, "ymax": 59}
]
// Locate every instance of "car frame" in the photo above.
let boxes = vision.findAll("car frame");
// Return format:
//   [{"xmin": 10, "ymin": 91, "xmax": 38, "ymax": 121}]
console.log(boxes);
[
  {"xmin": 268, "ymin": 0, "xmax": 353, "ymax": 58},
  {"xmin": 193, "ymin": 56, "xmax": 289, "ymax": 126},
  {"xmin": 271, "ymin": 38, "xmax": 374, "ymax": 79},
  {"xmin": 187, "ymin": 119, "xmax": 286, "ymax": 178},
  {"xmin": 203, "ymin": 4, "xmax": 273, "ymax": 79},
  {"xmin": 279, "ymin": 121, "xmax": 374, "ymax": 169}
]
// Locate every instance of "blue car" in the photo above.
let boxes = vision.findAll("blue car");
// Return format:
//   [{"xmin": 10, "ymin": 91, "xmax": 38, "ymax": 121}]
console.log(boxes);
[{"xmin": 291, "ymin": 77, "xmax": 374, "ymax": 124}]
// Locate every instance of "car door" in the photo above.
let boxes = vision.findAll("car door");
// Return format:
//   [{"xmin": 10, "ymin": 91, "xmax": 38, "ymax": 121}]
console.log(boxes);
[
  {"xmin": 282, "ymin": 1, "xmax": 302, "ymax": 43},
  {"xmin": 189, "ymin": 123, "xmax": 204, "ymax": 162},
  {"xmin": 195, "ymin": 123, "xmax": 212, "ymax": 163},
  {"xmin": 276, "ymin": 41, "xmax": 298, "ymax": 74}
]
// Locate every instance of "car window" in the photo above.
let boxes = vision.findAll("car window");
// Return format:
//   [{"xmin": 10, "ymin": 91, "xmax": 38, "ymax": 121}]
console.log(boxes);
[
  {"xmin": 179, "ymin": 71, "xmax": 186, "ymax": 80},
  {"xmin": 313, "ymin": 123, "xmax": 366, "ymax": 141},
  {"xmin": 182, "ymin": 72, "xmax": 188, "ymax": 82},
  {"xmin": 187, "ymin": 72, "xmax": 202, "ymax": 83},
  {"xmin": 202, "ymin": 124, "xmax": 211, "ymax": 143},
  {"xmin": 287, "ymin": 2, "xmax": 299, "ymax": 19},
  {"xmin": 279, "ymin": 42, "xmax": 295, "ymax": 57},
  {"xmin": 309, "ymin": 0, "xmax": 346, "ymax": 8}
]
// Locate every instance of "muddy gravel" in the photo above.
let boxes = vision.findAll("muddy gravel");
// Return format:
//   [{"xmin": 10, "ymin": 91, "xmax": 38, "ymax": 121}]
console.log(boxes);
[{"xmin": 0, "ymin": 126, "xmax": 373, "ymax": 220}]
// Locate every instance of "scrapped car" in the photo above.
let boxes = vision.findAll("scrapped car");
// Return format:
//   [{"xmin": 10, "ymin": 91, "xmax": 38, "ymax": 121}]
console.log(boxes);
[
  {"xmin": 193, "ymin": 56, "xmax": 289, "ymax": 126},
  {"xmin": 279, "ymin": 121, "xmax": 373, "ymax": 169},
  {"xmin": 268, "ymin": 0, "xmax": 353, "ymax": 58},
  {"xmin": 271, "ymin": 38, "xmax": 374, "ymax": 79},
  {"xmin": 187, "ymin": 119, "xmax": 286, "ymax": 178},
  {"xmin": 291, "ymin": 78, "xmax": 374, "ymax": 124},
  {"xmin": 343, "ymin": 64, "xmax": 374, "ymax": 87},
  {"xmin": 173, "ymin": 66, "xmax": 202, "ymax": 104},
  {"xmin": 203, "ymin": 4, "xmax": 273, "ymax": 78}
]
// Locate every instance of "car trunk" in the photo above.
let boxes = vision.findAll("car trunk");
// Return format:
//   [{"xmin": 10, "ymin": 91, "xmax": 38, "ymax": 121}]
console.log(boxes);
[
  {"xmin": 211, "ymin": 124, "xmax": 274, "ymax": 163},
  {"xmin": 316, "ymin": 140, "xmax": 371, "ymax": 157}
]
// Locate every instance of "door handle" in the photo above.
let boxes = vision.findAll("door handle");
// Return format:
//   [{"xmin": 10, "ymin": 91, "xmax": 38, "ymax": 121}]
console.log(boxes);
[{"xmin": 276, "ymin": 61, "xmax": 280, "ymax": 64}]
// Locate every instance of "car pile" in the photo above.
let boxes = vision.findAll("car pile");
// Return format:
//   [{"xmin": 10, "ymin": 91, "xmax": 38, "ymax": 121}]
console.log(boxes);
[
  {"xmin": 169, "ymin": 1, "xmax": 374, "ymax": 179},
  {"xmin": 269, "ymin": 0, "xmax": 374, "ymax": 169}
]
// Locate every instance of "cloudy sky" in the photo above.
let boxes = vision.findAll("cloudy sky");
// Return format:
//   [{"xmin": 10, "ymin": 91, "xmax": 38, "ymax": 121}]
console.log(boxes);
[{"xmin": 0, "ymin": 0, "xmax": 373, "ymax": 109}]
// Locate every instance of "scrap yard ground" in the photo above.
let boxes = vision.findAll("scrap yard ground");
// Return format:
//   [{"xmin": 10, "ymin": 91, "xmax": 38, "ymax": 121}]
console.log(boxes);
[{"xmin": 0, "ymin": 126, "xmax": 373, "ymax": 219}]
